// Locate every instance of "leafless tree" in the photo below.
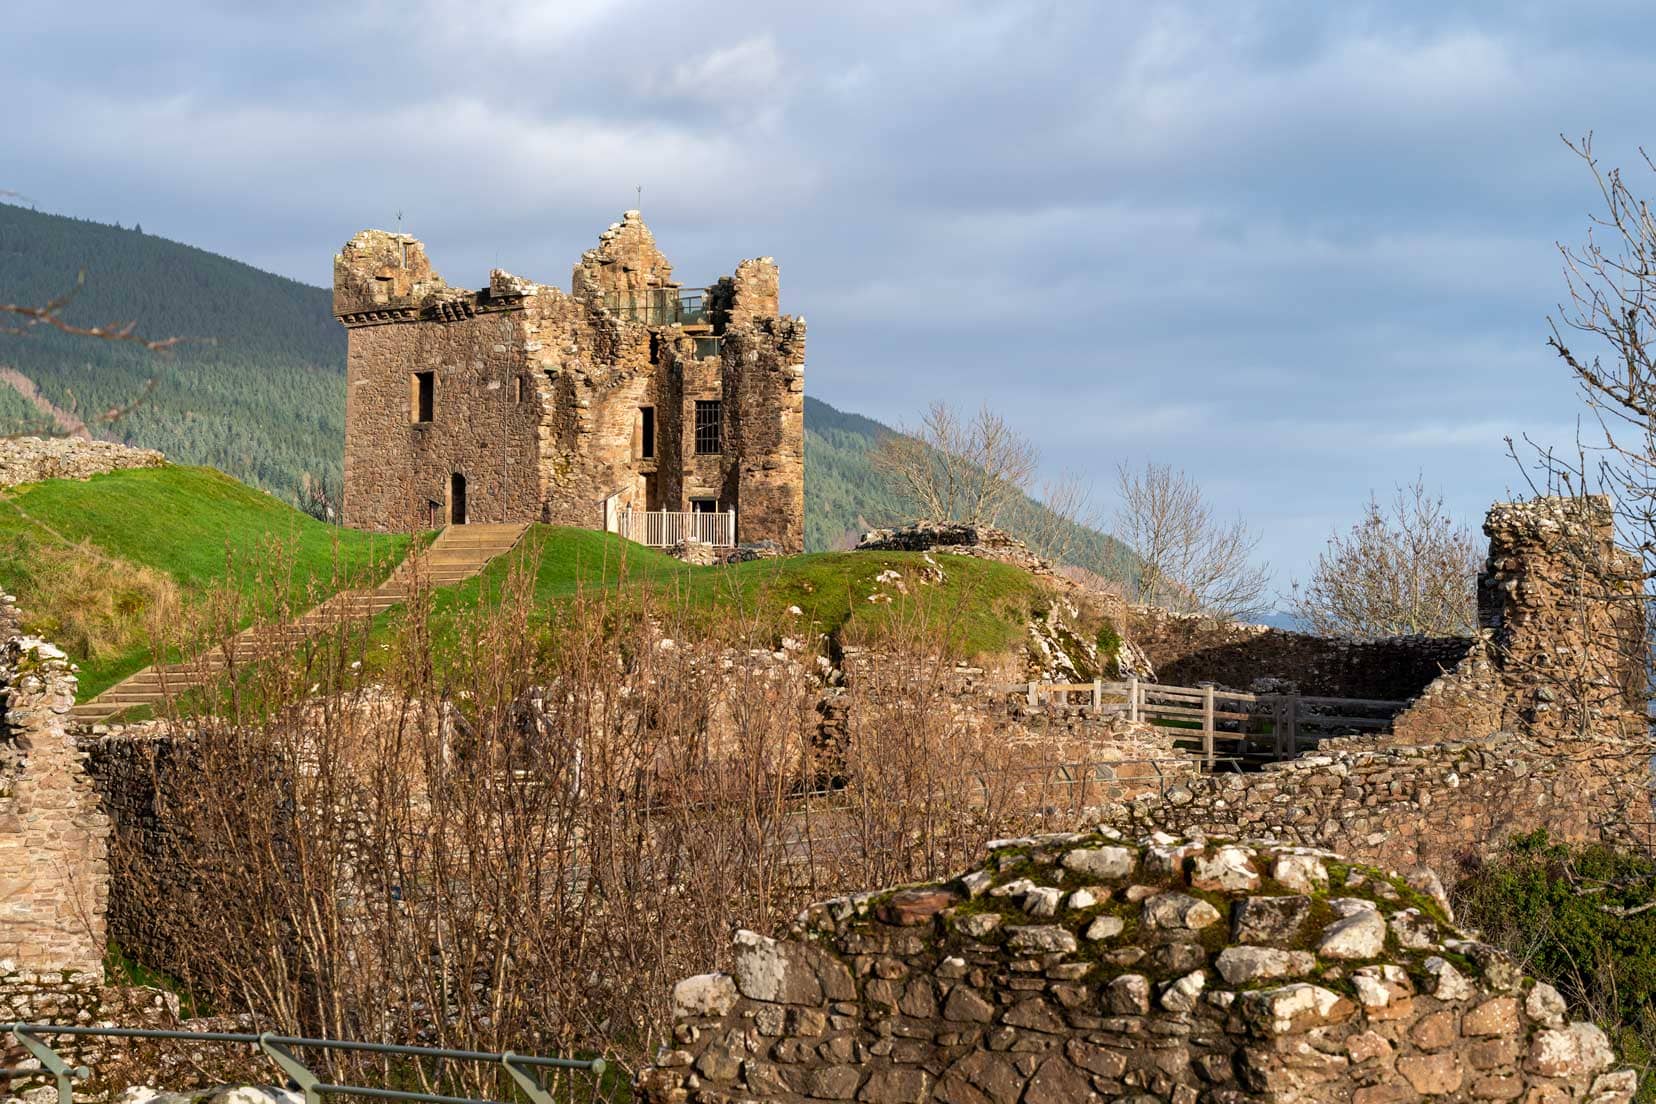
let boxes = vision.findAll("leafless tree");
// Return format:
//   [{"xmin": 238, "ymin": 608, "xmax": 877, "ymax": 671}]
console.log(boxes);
[
  {"xmin": 1017, "ymin": 472, "xmax": 1100, "ymax": 566},
  {"xmin": 1113, "ymin": 461, "xmax": 1271, "ymax": 621},
  {"xmin": 872, "ymin": 401, "xmax": 1037, "ymax": 528},
  {"xmin": 1520, "ymin": 135, "xmax": 1656, "ymax": 710},
  {"xmin": 1287, "ymin": 477, "xmax": 1481, "ymax": 639}
]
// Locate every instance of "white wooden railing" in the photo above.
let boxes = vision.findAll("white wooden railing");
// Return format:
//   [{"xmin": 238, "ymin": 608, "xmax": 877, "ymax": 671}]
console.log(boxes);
[{"xmin": 617, "ymin": 508, "xmax": 736, "ymax": 548}]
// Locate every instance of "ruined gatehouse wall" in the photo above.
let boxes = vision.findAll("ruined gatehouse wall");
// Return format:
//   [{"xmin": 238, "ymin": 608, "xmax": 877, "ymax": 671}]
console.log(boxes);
[{"xmin": 641, "ymin": 833, "xmax": 1637, "ymax": 1104}]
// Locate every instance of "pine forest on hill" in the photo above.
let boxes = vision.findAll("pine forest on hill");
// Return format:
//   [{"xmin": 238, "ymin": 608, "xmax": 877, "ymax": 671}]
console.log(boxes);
[{"xmin": 0, "ymin": 203, "xmax": 1133, "ymax": 577}]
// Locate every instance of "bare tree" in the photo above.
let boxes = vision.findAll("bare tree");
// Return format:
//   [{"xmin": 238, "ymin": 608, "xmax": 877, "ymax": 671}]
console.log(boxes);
[
  {"xmin": 1113, "ymin": 461, "xmax": 1271, "ymax": 621},
  {"xmin": 1287, "ymin": 477, "xmax": 1481, "ymax": 639},
  {"xmin": 872, "ymin": 401, "xmax": 1037, "ymax": 528},
  {"xmin": 1018, "ymin": 472, "xmax": 1100, "ymax": 567},
  {"xmin": 1523, "ymin": 134, "xmax": 1656, "ymax": 715}
]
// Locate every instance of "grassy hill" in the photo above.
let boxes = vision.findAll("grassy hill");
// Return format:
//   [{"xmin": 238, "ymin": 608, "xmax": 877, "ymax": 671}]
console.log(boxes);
[
  {"xmin": 0, "ymin": 465, "xmax": 408, "ymax": 697},
  {"xmin": 0, "ymin": 204, "xmax": 1133, "ymax": 574},
  {"xmin": 0, "ymin": 465, "xmax": 1055, "ymax": 704}
]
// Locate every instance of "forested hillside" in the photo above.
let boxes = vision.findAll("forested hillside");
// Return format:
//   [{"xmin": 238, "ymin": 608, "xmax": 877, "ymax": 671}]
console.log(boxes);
[
  {"xmin": 0, "ymin": 205, "xmax": 1133, "ymax": 574},
  {"xmin": 0, "ymin": 203, "xmax": 344, "ymax": 504}
]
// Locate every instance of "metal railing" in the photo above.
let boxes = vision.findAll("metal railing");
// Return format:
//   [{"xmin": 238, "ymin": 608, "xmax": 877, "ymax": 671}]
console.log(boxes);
[
  {"xmin": 3, "ymin": 1024, "xmax": 606, "ymax": 1104},
  {"xmin": 617, "ymin": 508, "xmax": 736, "ymax": 549},
  {"xmin": 599, "ymin": 289, "xmax": 707, "ymax": 327}
]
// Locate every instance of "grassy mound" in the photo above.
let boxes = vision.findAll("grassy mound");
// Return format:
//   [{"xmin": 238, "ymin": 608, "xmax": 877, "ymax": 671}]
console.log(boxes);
[
  {"xmin": 0, "ymin": 465, "xmax": 410, "ymax": 698},
  {"xmin": 421, "ymin": 525, "xmax": 1052, "ymax": 662}
]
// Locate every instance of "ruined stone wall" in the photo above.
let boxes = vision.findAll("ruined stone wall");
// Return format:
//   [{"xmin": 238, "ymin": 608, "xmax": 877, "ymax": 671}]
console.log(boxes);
[
  {"xmin": 1100, "ymin": 729, "xmax": 1646, "ymax": 884},
  {"xmin": 0, "ymin": 437, "xmax": 165, "ymax": 489},
  {"xmin": 0, "ymin": 603, "xmax": 109, "ymax": 976},
  {"xmin": 723, "ymin": 318, "xmax": 806, "ymax": 553},
  {"xmin": 1128, "ymin": 609, "xmax": 1473, "ymax": 702},
  {"xmin": 642, "ymin": 833, "xmax": 1636, "ymax": 1104},
  {"xmin": 1479, "ymin": 496, "xmax": 1646, "ymax": 740}
]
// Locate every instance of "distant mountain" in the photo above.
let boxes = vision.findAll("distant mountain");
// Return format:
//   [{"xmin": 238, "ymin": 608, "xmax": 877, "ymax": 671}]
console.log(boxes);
[
  {"xmin": 0, "ymin": 205, "xmax": 1137, "ymax": 576},
  {"xmin": 0, "ymin": 203, "xmax": 345, "ymax": 506},
  {"xmin": 804, "ymin": 395, "xmax": 1137, "ymax": 578}
]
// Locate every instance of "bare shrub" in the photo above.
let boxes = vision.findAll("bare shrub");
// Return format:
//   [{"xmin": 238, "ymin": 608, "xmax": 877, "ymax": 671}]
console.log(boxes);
[
  {"xmin": 111, "ymin": 544, "xmax": 1066, "ymax": 1093},
  {"xmin": 1113, "ymin": 461, "xmax": 1271, "ymax": 621},
  {"xmin": 1287, "ymin": 477, "xmax": 1481, "ymax": 639}
]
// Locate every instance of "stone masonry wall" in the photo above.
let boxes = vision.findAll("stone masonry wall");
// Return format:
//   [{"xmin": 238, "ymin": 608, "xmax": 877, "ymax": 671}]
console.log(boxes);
[
  {"xmin": 0, "ymin": 599, "xmax": 109, "ymax": 976},
  {"xmin": 641, "ymin": 833, "xmax": 1636, "ymax": 1104},
  {"xmin": 1099, "ymin": 730, "xmax": 1646, "ymax": 884},
  {"xmin": 0, "ymin": 436, "xmax": 164, "ymax": 490},
  {"xmin": 1127, "ymin": 610, "xmax": 1474, "ymax": 703},
  {"xmin": 337, "ymin": 212, "xmax": 805, "ymax": 549},
  {"xmin": 723, "ymin": 318, "xmax": 806, "ymax": 553}
]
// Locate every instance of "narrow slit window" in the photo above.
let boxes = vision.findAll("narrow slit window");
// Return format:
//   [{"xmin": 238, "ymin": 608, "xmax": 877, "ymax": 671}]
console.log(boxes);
[
  {"xmin": 640, "ymin": 406, "xmax": 655, "ymax": 459},
  {"xmin": 412, "ymin": 371, "xmax": 434, "ymax": 423},
  {"xmin": 510, "ymin": 376, "xmax": 523, "ymax": 403},
  {"xmin": 694, "ymin": 399, "xmax": 721, "ymax": 455}
]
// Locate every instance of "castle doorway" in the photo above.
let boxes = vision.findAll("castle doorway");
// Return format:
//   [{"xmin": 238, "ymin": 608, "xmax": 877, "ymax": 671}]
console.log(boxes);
[{"xmin": 450, "ymin": 473, "xmax": 467, "ymax": 525}]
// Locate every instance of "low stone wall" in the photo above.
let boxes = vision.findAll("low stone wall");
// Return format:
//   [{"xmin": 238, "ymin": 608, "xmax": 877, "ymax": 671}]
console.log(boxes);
[
  {"xmin": 0, "ymin": 602, "xmax": 109, "ymax": 975},
  {"xmin": 0, "ymin": 436, "xmax": 164, "ymax": 489},
  {"xmin": 641, "ymin": 833, "xmax": 1635, "ymax": 1103},
  {"xmin": 1127, "ymin": 607, "xmax": 1474, "ymax": 702},
  {"xmin": 855, "ymin": 523, "xmax": 1055, "ymax": 576},
  {"xmin": 1101, "ymin": 729, "xmax": 1646, "ymax": 883}
]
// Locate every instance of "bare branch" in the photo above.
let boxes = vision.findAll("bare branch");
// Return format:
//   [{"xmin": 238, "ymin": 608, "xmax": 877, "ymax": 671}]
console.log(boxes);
[{"xmin": 0, "ymin": 270, "xmax": 189, "ymax": 352}]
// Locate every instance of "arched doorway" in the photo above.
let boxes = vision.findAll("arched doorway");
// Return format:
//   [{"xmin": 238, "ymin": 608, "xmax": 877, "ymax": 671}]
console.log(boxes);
[{"xmin": 450, "ymin": 472, "xmax": 467, "ymax": 525}]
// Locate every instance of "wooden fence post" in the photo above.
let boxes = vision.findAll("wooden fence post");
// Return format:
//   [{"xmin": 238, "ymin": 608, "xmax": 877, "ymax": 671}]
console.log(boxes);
[
  {"xmin": 1202, "ymin": 684, "xmax": 1215, "ymax": 769},
  {"xmin": 1092, "ymin": 679, "xmax": 1102, "ymax": 709},
  {"xmin": 1128, "ymin": 676, "xmax": 1139, "ymax": 723},
  {"xmin": 1285, "ymin": 695, "xmax": 1299, "ymax": 758},
  {"xmin": 1272, "ymin": 697, "xmax": 1286, "ymax": 760},
  {"xmin": 1027, "ymin": 681, "xmax": 1039, "ymax": 708}
]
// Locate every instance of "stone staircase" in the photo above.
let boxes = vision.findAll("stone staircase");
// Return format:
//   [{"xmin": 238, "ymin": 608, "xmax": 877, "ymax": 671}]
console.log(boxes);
[{"xmin": 69, "ymin": 522, "xmax": 529, "ymax": 726}]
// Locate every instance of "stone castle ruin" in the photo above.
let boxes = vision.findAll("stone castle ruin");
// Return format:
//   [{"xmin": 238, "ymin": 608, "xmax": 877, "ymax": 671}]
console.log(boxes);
[{"xmin": 334, "ymin": 211, "xmax": 805, "ymax": 551}]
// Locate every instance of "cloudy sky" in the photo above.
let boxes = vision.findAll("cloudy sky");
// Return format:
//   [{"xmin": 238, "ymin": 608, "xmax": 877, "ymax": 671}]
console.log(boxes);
[{"xmin": 6, "ymin": 1, "xmax": 1650, "ymax": 586}]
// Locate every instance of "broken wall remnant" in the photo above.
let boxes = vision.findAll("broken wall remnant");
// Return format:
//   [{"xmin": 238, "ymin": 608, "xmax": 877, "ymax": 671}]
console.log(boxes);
[
  {"xmin": 1126, "ymin": 494, "xmax": 1649, "ymax": 750},
  {"xmin": 0, "ymin": 598, "xmax": 109, "ymax": 975},
  {"xmin": 640, "ymin": 832, "xmax": 1636, "ymax": 1104},
  {"xmin": 335, "ymin": 211, "xmax": 805, "ymax": 551}
]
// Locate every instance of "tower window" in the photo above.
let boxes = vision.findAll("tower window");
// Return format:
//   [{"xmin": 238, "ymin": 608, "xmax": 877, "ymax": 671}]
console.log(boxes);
[
  {"xmin": 694, "ymin": 400, "xmax": 722, "ymax": 455},
  {"xmin": 412, "ymin": 371, "xmax": 434, "ymax": 423},
  {"xmin": 640, "ymin": 406, "xmax": 656, "ymax": 459}
]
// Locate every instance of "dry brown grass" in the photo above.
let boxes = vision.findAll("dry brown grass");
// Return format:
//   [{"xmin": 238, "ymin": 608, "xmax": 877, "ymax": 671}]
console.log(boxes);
[{"xmin": 14, "ymin": 538, "xmax": 178, "ymax": 661}]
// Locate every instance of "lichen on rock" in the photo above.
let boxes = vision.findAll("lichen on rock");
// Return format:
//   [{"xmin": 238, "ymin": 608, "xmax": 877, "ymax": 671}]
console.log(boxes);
[{"xmin": 640, "ymin": 831, "xmax": 1638, "ymax": 1103}]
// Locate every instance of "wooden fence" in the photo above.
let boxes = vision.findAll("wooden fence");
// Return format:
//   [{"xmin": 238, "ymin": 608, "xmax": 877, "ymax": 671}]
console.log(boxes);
[
  {"xmin": 617, "ymin": 508, "xmax": 736, "ymax": 549},
  {"xmin": 1009, "ymin": 678, "xmax": 1409, "ymax": 768}
]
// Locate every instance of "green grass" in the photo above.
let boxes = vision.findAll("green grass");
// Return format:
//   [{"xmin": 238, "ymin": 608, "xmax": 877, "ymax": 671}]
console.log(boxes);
[
  {"xmin": 417, "ymin": 524, "xmax": 1051, "ymax": 663},
  {"xmin": 0, "ymin": 465, "xmax": 410, "ymax": 698}
]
